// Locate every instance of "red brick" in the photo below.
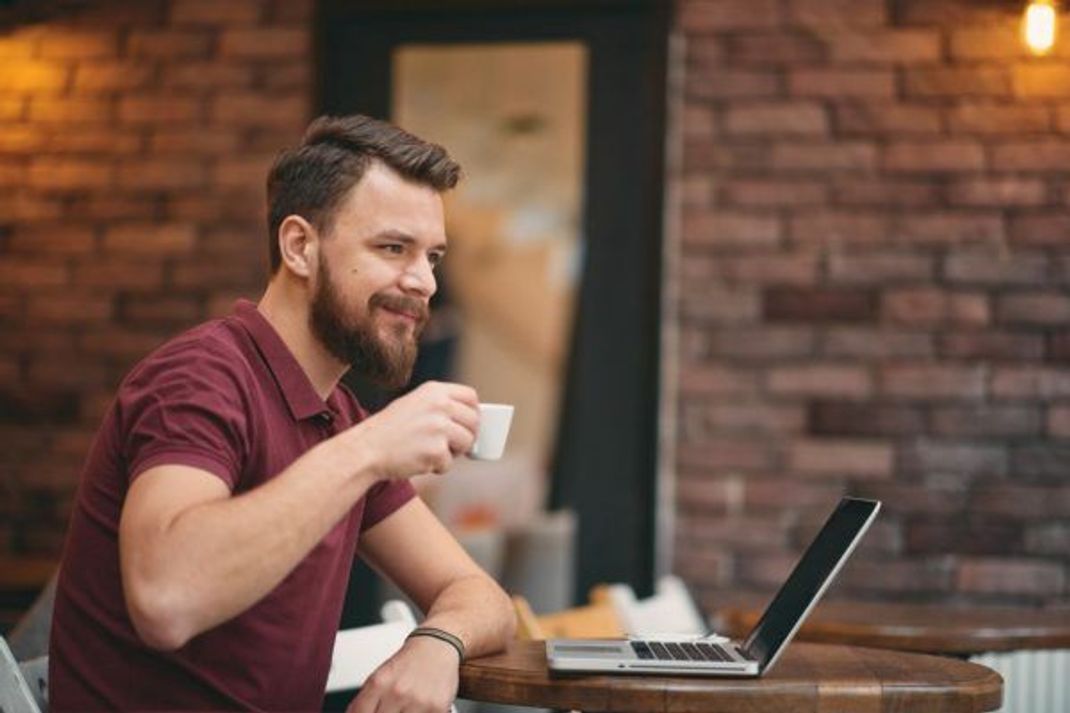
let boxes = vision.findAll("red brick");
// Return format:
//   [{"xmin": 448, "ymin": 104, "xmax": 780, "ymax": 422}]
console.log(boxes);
[
  {"xmin": 772, "ymin": 143, "xmax": 877, "ymax": 171},
  {"xmin": 1048, "ymin": 406, "xmax": 1070, "ymax": 437},
  {"xmin": 992, "ymin": 141, "xmax": 1070, "ymax": 171},
  {"xmin": 904, "ymin": 68, "xmax": 1010, "ymax": 97},
  {"xmin": 678, "ymin": 513, "xmax": 788, "ymax": 550},
  {"xmin": 992, "ymin": 368, "xmax": 1070, "ymax": 399},
  {"xmin": 1049, "ymin": 333, "xmax": 1070, "ymax": 362},
  {"xmin": 0, "ymin": 193, "xmax": 64, "ymax": 221},
  {"xmin": 949, "ymin": 27, "xmax": 1023, "ymax": 61},
  {"xmin": 790, "ymin": 69, "xmax": 894, "ymax": 97},
  {"xmin": 1013, "ymin": 445, "xmax": 1070, "ymax": 482},
  {"xmin": 789, "ymin": 439, "xmax": 893, "ymax": 479},
  {"xmin": 266, "ymin": 0, "xmax": 314, "ymax": 23},
  {"xmin": 945, "ymin": 252, "xmax": 1049, "ymax": 285},
  {"xmin": 683, "ymin": 142, "xmax": 769, "ymax": 172},
  {"xmin": 1059, "ymin": 107, "xmax": 1070, "ymax": 133},
  {"xmin": 0, "ymin": 128, "xmax": 48, "ymax": 156},
  {"xmin": 883, "ymin": 141, "xmax": 985, "ymax": 172},
  {"xmin": 67, "ymin": 194, "xmax": 159, "ymax": 221},
  {"xmin": 682, "ymin": 212, "xmax": 781, "ymax": 249},
  {"xmin": 932, "ymin": 406, "xmax": 1041, "ymax": 438},
  {"xmin": 116, "ymin": 159, "xmax": 207, "ymax": 190},
  {"xmin": 162, "ymin": 63, "xmax": 256, "ymax": 90},
  {"xmin": 0, "ymin": 261, "xmax": 68, "ymax": 288},
  {"xmin": 724, "ymin": 102, "xmax": 827, "ymax": 135},
  {"xmin": 681, "ymin": 285, "xmax": 760, "ymax": 323},
  {"xmin": 744, "ymin": 479, "xmax": 845, "ymax": 511},
  {"xmin": 997, "ymin": 292, "xmax": 1070, "ymax": 325},
  {"xmin": 679, "ymin": 365, "xmax": 759, "ymax": 397},
  {"xmin": 947, "ymin": 104, "xmax": 1051, "ymax": 134},
  {"xmin": 834, "ymin": 179, "xmax": 941, "ymax": 207},
  {"xmin": 171, "ymin": 0, "xmax": 262, "ymax": 25},
  {"xmin": 949, "ymin": 178, "xmax": 1047, "ymax": 207},
  {"xmin": 893, "ymin": 213, "xmax": 1004, "ymax": 245},
  {"xmin": 906, "ymin": 521, "xmax": 1022, "ymax": 557},
  {"xmin": 790, "ymin": 212, "xmax": 887, "ymax": 245},
  {"xmin": 677, "ymin": 439, "xmax": 777, "ymax": 472},
  {"xmin": 28, "ymin": 159, "xmax": 113, "ymax": 189},
  {"xmin": 38, "ymin": 30, "xmax": 117, "ymax": 59},
  {"xmin": 1025, "ymin": 523, "xmax": 1070, "ymax": 556},
  {"xmin": 28, "ymin": 294, "xmax": 112, "ymax": 324},
  {"xmin": 0, "ymin": 160, "xmax": 25, "ymax": 187},
  {"xmin": 74, "ymin": 61, "xmax": 156, "ymax": 91},
  {"xmin": 787, "ymin": 0, "xmax": 887, "ymax": 27},
  {"xmin": 827, "ymin": 30, "xmax": 941, "ymax": 63},
  {"xmin": 708, "ymin": 327, "xmax": 816, "ymax": 360},
  {"xmin": 121, "ymin": 296, "xmax": 201, "ymax": 324},
  {"xmin": 10, "ymin": 225, "xmax": 95, "ymax": 255},
  {"xmin": 686, "ymin": 69, "xmax": 781, "ymax": 99},
  {"xmin": 680, "ymin": 175, "xmax": 713, "ymax": 206},
  {"xmin": 219, "ymin": 28, "xmax": 310, "ymax": 58},
  {"xmin": 822, "ymin": 329, "xmax": 934, "ymax": 359},
  {"xmin": 1010, "ymin": 214, "xmax": 1070, "ymax": 245},
  {"xmin": 881, "ymin": 365, "xmax": 986, "ymax": 400},
  {"xmin": 974, "ymin": 484, "xmax": 1070, "ymax": 518},
  {"xmin": 678, "ymin": 0, "xmax": 782, "ymax": 31},
  {"xmin": 258, "ymin": 64, "xmax": 310, "ymax": 92},
  {"xmin": 149, "ymin": 129, "xmax": 242, "ymax": 155},
  {"xmin": 767, "ymin": 365, "xmax": 871, "ymax": 398},
  {"xmin": 834, "ymin": 102, "xmax": 942, "ymax": 135},
  {"xmin": 212, "ymin": 93, "xmax": 308, "ymax": 128},
  {"xmin": 78, "ymin": 329, "xmax": 168, "ymax": 359},
  {"xmin": 722, "ymin": 180, "xmax": 827, "ymax": 207},
  {"xmin": 701, "ymin": 404, "xmax": 805, "ymax": 435},
  {"xmin": 128, "ymin": 30, "xmax": 212, "ymax": 58},
  {"xmin": 0, "ymin": 61, "xmax": 70, "ymax": 91},
  {"xmin": 171, "ymin": 261, "xmax": 261, "ymax": 289},
  {"xmin": 764, "ymin": 287, "xmax": 875, "ymax": 322},
  {"xmin": 50, "ymin": 130, "xmax": 144, "ymax": 154},
  {"xmin": 827, "ymin": 253, "xmax": 934, "ymax": 283},
  {"xmin": 0, "ymin": 97, "xmax": 25, "ymax": 120},
  {"xmin": 711, "ymin": 253, "xmax": 820, "ymax": 285},
  {"xmin": 674, "ymin": 476, "xmax": 744, "ymax": 514},
  {"xmin": 166, "ymin": 192, "xmax": 261, "ymax": 222},
  {"xmin": 682, "ymin": 105, "xmax": 715, "ymax": 140},
  {"xmin": 1013, "ymin": 65, "xmax": 1070, "ymax": 98},
  {"xmin": 810, "ymin": 402, "xmax": 925, "ymax": 437},
  {"xmin": 0, "ymin": 34, "xmax": 35, "ymax": 58},
  {"xmin": 900, "ymin": 440, "xmax": 1007, "ymax": 477},
  {"xmin": 957, "ymin": 559, "xmax": 1064, "ymax": 597},
  {"xmin": 29, "ymin": 97, "xmax": 113, "ymax": 123},
  {"xmin": 119, "ymin": 96, "xmax": 202, "ymax": 124},
  {"xmin": 724, "ymin": 33, "xmax": 824, "ymax": 65},
  {"xmin": 882, "ymin": 288, "xmax": 990, "ymax": 326},
  {"xmin": 941, "ymin": 332, "xmax": 1045, "ymax": 360},
  {"xmin": 73, "ymin": 260, "xmax": 164, "ymax": 289},
  {"xmin": 104, "ymin": 223, "xmax": 197, "ymax": 254}
]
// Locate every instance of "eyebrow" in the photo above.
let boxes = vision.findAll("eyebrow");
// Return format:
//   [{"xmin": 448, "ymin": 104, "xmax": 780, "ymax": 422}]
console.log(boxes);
[{"xmin": 371, "ymin": 229, "xmax": 447, "ymax": 253}]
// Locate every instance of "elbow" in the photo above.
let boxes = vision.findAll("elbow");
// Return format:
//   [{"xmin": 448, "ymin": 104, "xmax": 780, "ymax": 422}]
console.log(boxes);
[{"xmin": 125, "ymin": 578, "xmax": 197, "ymax": 651}]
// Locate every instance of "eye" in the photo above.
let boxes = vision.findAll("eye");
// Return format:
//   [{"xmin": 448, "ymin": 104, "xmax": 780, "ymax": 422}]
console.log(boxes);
[
  {"xmin": 380, "ymin": 243, "xmax": 405, "ymax": 255},
  {"xmin": 428, "ymin": 251, "xmax": 445, "ymax": 268}
]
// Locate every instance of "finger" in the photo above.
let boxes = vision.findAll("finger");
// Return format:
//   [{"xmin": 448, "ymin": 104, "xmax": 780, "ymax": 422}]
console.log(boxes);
[
  {"xmin": 444, "ymin": 420, "xmax": 476, "ymax": 456},
  {"xmin": 445, "ymin": 399, "xmax": 479, "ymax": 436},
  {"xmin": 437, "ymin": 382, "xmax": 479, "ymax": 407},
  {"xmin": 347, "ymin": 687, "xmax": 378, "ymax": 713}
]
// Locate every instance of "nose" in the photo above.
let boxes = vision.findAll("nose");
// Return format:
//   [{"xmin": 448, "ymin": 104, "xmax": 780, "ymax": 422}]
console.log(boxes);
[{"xmin": 399, "ymin": 254, "xmax": 437, "ymax": 298}]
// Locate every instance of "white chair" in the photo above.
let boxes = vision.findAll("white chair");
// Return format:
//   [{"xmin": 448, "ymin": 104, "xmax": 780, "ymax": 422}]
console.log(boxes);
[
  {"xmin": 1, "ymin": 635, "xmax": 43, "ymax": 713},
  {"xmin": 599, "ymin": 575, "xmax": 709, "ymax": 636},
  {"xmin": 327, "ymin": 600, "xmax": 458, "ymax": 713}
]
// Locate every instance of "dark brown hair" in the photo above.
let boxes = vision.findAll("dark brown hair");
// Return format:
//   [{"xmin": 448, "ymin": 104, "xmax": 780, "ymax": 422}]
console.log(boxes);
[{"xmin": 265, "ymin": 114, "xmax": 461, "ymax": 272}]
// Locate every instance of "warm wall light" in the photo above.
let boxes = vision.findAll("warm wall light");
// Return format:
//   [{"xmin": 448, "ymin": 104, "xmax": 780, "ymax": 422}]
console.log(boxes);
[{"xmin": 1023, "ymin": 0, "xmax": 1058, "ymax": 55}]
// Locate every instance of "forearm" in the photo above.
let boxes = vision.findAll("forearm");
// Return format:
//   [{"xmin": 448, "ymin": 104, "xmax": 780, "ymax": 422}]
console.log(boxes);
[
  {"xmin": 420, "ymin": 574, "xmax": 516, "ymax": 660},
  {"xmin": 128, "ymin": 437, "xmax": 379, "ymax": 647}
]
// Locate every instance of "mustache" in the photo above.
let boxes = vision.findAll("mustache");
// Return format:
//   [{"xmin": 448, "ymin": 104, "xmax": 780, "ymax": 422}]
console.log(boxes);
[{"xmin": 369, "ymin": 293, "xmax": 429, "ymax": 324}]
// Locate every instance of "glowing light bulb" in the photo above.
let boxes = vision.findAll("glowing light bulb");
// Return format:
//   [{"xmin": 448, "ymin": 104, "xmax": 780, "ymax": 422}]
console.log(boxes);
[{"xmin": 1023, "ymin": 0, "xmax": 1058, "ymax": 56}]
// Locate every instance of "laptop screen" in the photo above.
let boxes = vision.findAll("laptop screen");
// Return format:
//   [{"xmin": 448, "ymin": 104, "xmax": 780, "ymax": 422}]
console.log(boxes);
[{"xmin": 741, "ymin": 497, "xmax": 879, "ymax": 669}]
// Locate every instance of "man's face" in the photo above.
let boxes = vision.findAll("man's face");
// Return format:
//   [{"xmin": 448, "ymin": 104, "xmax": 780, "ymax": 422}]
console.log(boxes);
[{"xmin": 309, "ymin": 162, "xmax": 446, "ymax": 389}]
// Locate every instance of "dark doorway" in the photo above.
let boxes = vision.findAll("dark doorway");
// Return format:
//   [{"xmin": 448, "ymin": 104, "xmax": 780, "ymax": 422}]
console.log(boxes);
[{"xmin": 318, "ymin": 0, "xmax": 667, "ymax": 614}]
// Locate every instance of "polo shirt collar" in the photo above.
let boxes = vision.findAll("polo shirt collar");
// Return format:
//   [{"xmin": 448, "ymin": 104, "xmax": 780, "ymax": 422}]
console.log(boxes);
[{"xmin": 232, "ymin": 299, "xmax": 333, "ymax": 422}]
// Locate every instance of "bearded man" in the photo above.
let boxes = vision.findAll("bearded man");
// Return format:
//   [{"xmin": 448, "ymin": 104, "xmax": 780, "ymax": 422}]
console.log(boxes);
[{"xmin": 49, "ymin": 115, "xmax": 516, "ymax": 712}]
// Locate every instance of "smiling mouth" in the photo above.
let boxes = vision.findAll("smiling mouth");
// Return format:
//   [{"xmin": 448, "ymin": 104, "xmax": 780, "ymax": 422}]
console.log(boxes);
[{"xmin": 380, "ymin": 306, "xmax": 420, "ymax": 323}]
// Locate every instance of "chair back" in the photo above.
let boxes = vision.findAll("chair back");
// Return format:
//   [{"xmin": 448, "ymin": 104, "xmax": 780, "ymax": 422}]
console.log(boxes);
[
  {"xmin": 0, "ymin": 635, "xmax": 42, "ymax": 713},
  {"xmin": 511, "ymin": 595, "xmax": 623, "ymax": 640},
  {"xmin": 600, "ymin": 575, "xmax": 708, "ymax": 636}
]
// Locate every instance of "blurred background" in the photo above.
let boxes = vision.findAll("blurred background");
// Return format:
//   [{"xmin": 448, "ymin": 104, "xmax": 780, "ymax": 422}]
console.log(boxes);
[{"xmin": 1, "ymin": 0, "xmax": 1069, "ymax": 647}]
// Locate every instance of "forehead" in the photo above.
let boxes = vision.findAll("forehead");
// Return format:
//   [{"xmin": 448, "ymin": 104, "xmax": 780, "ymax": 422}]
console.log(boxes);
[{"xmin": 330, "ymin": 161, "xmax": 446, "ymax": 244}]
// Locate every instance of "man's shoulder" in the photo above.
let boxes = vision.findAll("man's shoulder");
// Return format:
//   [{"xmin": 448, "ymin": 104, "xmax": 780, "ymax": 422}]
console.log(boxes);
[{"xmin": 123, "ymin": 315, "xmax": 255, "ymax": 392}]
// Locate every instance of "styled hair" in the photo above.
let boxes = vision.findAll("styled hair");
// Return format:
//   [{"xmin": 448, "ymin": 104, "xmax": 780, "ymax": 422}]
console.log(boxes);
[{"xmin": 265, "ymin": 114, "xmax": 461, "ymax": 272}]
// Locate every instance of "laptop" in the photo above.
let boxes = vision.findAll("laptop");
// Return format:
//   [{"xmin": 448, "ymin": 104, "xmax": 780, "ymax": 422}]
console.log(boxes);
[{"xmin": 546, "ymin": 496, "xmax": 880, "ymax": 677}]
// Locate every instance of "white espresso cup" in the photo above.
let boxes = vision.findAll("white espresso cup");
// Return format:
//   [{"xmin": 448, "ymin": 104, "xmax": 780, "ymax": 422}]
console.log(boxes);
[{"xmin": 469, "ymin": 403, "xmax": 514, "ymax": 461}]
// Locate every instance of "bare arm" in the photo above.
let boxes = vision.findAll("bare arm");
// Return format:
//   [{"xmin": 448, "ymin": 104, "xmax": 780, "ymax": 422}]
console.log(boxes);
[{"xmin": 119, "ymin": 381, "xmax": 480, "ymax": 650}]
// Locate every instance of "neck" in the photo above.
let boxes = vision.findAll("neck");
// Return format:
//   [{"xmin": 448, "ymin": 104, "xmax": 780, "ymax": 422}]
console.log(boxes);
[{"xmin": 257, "ymin": 276, "xmax": 347, "ymax": 401}]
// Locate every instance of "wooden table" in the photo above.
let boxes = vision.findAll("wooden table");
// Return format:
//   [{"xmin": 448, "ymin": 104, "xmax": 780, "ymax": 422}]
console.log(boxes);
[
  {"xmin": 714, "ymin": 598, "xmax": 1070, "ymax": 655},
  {"xmin": 458, "ymin": 640, "xmax": 1002, "ymax": 712}
]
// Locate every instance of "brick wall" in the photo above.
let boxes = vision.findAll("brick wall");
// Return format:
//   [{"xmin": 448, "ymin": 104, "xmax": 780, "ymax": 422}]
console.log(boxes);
[
  {"xmin": 674, "ymin": 0, "xmax": 1070, "ymax": 606},
  {"xmin": 0, "ymin": 0, "xmax": 311, "ymax": 556}
]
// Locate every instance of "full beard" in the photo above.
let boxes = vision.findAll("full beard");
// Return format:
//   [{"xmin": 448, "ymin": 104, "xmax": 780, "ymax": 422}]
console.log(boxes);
[{"xmin": 309, "ymin": 259, "xmax": 427, "ymax": 390}]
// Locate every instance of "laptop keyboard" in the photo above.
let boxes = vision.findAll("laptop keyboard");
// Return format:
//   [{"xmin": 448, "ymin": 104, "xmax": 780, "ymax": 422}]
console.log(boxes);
[{"xmin": 630, "ymin": 640, "xmax": 736, "ymax": 663}]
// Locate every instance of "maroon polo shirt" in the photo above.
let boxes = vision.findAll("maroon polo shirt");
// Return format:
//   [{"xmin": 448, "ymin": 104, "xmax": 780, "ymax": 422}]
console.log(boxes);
[{"xmin": 50, "ymin": 300, "xmax": 416, "ymax": 711}]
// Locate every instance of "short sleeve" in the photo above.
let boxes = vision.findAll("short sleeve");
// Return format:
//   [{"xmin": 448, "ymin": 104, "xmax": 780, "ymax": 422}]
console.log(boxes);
[
  {"xmin": 360, "ymin": 479, "xmax": 418, "ymax": 532},
  {"xmin": 119, "ymin": 342, "xmax": 251, "ymax": 490}
]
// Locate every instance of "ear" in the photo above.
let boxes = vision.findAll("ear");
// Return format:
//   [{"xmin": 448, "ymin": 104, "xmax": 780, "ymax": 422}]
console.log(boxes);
[{"xmin": 277, "ymin": 215, "xmax": 319, "ymax": 279}]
